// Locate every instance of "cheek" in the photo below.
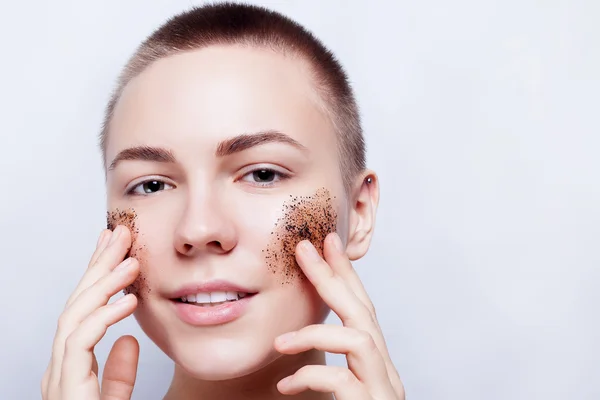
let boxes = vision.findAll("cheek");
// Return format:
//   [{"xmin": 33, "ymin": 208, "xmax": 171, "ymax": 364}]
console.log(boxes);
[
  {"xmin": 106, "ymin": 208, "xmax": 151, "ymax": 300},
  {"xmin": 263, "ymin": 187, "xmax": 338, "ymax": 285},
  {"xmin": 273, "ymin": 275, "xmax": 331, "ymax": 330}
]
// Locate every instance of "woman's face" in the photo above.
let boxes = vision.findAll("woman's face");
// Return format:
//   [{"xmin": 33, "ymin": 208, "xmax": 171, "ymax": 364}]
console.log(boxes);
[{"xmin": 105, "ymin": 45, "xmax": 352, "ymax": 380}]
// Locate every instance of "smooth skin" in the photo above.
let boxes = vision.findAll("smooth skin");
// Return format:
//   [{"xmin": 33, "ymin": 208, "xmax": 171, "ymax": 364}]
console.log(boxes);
[{"xmin": 42, "ymin": 225, "xmax": 405, "ymax": 399}]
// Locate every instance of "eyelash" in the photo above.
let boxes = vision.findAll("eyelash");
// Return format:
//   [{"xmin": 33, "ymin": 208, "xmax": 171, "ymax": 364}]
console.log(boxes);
[
  {"xmin": 126, "ymin": 177, "xmax": 174, "ymax": 196},
  {"xmin": 238, "ymin": 166, "xmax": 291, "ymax": 187},
  {"xmin": 125, "ymin": 167, "xmax": 290, "ymax": 196}
]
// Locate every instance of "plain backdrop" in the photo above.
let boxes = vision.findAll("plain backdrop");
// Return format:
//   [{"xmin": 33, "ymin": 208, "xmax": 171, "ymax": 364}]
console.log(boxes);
[{"xmin": 1, "ymin": 0, "xmax": 598, "ymax": 399}]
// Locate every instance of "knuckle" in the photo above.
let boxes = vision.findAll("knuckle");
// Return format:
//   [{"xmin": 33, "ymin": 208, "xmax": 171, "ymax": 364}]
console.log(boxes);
[
  {"xmin": 333, "ymin": 368, "xmax": 355, "ymax": 385},
  {"xmin": 56, "ymin": 312, "xmax": 71, "ymax": 333},
  {"xmin": 296, "ymin": 364, "xmax": 316, "ymax": 381},
  {"xmin": 81, "ymin": 281, "xmax": 112, "ymax": 307},
  {"xmin": 64, "ymin": 330, "xmax": 82, "ymax": 354},
  {"xmin": 367, "ymin": 303, "xmax": 377, "ymax": 318},
  {"xmin": 355, "ymin": 330, "xmax": 377, "ymax": 352},
  {"xmin": 358, "ymin": 302, "xmax": 373, "ymax": 319},
  {"xmin": 332, "ymin": 274, "xmax": 346, "ymax": 288},
  {"xmin": 91, "ymin": 305, "xmax": 109, "ymax": 320},
  {"xmin": 303, "ymin": 324, "xmax": 320, "ymax": 335},
  {"xmin": 296, "ymin": 364, "xmax": 311, "ymax": 377},
  {"xmin": 87, "ymin": 256, "xmax": 100, "ymax": 269}
]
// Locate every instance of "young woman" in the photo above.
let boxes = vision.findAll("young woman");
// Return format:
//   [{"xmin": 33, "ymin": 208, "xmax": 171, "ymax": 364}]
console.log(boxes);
[{"xmin": 42, "ymin": 3, "xmax": 405, "ymax": 399}]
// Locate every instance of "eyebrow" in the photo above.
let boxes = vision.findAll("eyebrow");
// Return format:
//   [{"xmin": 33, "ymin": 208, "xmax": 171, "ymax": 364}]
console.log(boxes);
[
  {"xmin": 215, "ymin": 130, "xmax": 307, "ymax": 157},
  {"xmin": 108, "ymin": 130, "xmax": 306, "ymax": 171},
  {"xmin": 108, "ymin": 146, "xmax": 176, "ymax": 171}
]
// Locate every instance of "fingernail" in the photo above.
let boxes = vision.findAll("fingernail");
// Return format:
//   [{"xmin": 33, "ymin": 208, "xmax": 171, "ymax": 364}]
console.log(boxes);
[
  {"xmin": 114, "ymin": 258, "xmax": 134, "ymax": 273},
  {"xmin": 108, "ymin": 226, "xmax": 122, "ymax": 246},
  {"xmin": 331, "ymin": 233, "xmax": 344, "ymax": 254},
  {"xmin": 300, "ymin": 241, "xmax": 321, "ymax": 262},
  {"xmin": 97, "ymin": 230, "xmax": 111, "ymax": 250},
  {"xmin": 278, "ymin": 376, "xmax": 292, "ymax": 388},
  {"xmin": 277, "ymin": 331, "xmax": 296, "ymax": 344},
  {"xmin": 113, "ymin": 294, "xmax": 132, "ymax": 306}
]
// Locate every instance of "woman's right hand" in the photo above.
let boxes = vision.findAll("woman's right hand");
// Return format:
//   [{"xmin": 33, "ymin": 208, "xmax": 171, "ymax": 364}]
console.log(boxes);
[{"xmin": 42, "ymin": 225, "xmax": 141, "ymax": 400}]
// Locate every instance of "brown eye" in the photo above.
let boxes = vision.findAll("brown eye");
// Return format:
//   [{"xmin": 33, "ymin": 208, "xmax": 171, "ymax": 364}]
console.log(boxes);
[
  {"xmin": 240, "ymin": 167, "xmax": 290, "ymax": 187},
  {"xmin": 142, "ymin": 180, "xmax": 164, "ymax": 193},
  {"xmin": 129, "ymin": 179, "xmax": 174, "ymax": 195},
  {"xmin": 252, "ymin": 169, "xmax": 276, "ymax": 183}
]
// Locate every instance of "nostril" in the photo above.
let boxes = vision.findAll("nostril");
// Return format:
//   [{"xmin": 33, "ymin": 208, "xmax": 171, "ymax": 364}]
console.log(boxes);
[
  {"xmin": 179, "ymin": 240, "xmax": 232, "ymax": 256},
  {"xmin": 207, "ymin": 241, "xmax": 226, "ymax": 252}
]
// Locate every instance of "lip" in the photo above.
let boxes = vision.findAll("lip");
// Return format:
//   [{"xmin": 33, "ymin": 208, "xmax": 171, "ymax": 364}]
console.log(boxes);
[
  {"xmin": 166, "ymin": 280, "xmax": 258, "ymax": 327},
  {"xmin": 171, "ymin": 295, "xmax": 255, "ymax": 326},
  {"xmin": 168, "ymin": 280, "xmax": 258, "ymax": 299}
]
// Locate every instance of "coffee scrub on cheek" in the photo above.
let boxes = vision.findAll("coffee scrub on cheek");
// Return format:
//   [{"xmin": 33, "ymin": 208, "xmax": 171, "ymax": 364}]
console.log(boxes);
[
  {"xmin": 263, "ymin": 188, "xmax": 338, "ymax": 284},
  {"xmin": 106, "ymin": 208, "xmax": 150, "ymax": 300}
]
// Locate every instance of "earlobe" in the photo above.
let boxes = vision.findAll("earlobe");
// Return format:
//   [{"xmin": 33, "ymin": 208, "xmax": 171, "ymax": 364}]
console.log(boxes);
[{"xmin": 345, "ymin": 171, "xmax": 379, "ymax": 261}]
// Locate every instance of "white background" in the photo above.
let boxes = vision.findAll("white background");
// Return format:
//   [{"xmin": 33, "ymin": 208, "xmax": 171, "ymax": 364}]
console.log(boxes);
[{"xmin": 1, "ymin": 0, "xmax": 598, "ymax": 399}]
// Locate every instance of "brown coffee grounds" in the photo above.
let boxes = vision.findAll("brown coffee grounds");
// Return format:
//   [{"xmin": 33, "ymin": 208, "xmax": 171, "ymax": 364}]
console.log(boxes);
[
  {"xmin": 106, "ymin": 208, "xmax": 149, "ymax": 300},
  {"xmin": 263, "ymin": 188, "xmax": 337, "ymax": 284}
]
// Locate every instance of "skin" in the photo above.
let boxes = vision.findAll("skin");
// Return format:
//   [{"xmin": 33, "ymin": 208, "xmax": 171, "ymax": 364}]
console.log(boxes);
[{"xmin": 41, "ymin": 45, "xmax": 405, "ymax": 400}]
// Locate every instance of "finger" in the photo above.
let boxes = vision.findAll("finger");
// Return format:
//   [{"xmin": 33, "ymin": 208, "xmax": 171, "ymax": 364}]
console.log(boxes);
[
  {"xmin": 297, "ymin": 239, "xmax": 405, "ymax": 396},
  {"xmin": 49, "ymin": 256, "xmax": 139, "ymax": 392},
  {"xmin": 90, "ymin": 229, "xmax": 113, "ymax": 268},
  {"xmin": 66, "ymin": 257, "xmax": 139, "ymax": 324},
  {"xmin": 323, "ymin": 232, "xmax": 376, "ymax": 316},
  {"xmin": 277, "ymin": 365, "xmax": 369, "ymax": 398},
  {"xmin": 61, "ymin": 229, "xmax": 112, "ymax": 310},
  {"xmin": 61, "ymin": 294, "xmax": 137, "ymax": 389},
  {"xmin": 275, "ymin": 324, "xmax": 393, "ymax": 396},
  {"xmin": 296, "ymin": 240, "xmax": 371, "ymax": 326},
  {"xmin": 101, "ymin": 335, "xmax": 139, "ymax": 400},
  {"xmin": 65, "ymin": 225, "xmax": 132, "ymax": 308},
  {"xmin": 324, "ymin": 232, "xmax": 404, "ymax": 397},
  {"xmin": 41, "ymin": 368, "xmax": 49, "ymax": 399}
]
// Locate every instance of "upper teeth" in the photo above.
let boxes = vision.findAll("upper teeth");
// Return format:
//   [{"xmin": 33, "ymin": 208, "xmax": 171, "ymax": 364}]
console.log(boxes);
[{"xmin": 181, "ymin": 291, "xmax": 247, "ymax": 304}]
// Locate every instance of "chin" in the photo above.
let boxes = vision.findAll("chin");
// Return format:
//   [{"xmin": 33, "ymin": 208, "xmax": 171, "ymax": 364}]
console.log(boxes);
[
  {"xmin": 134, "ymin": 307, "xmax": 284, "ymax": 381},
  {"xmin": 160, "ymin": 330, "xmax": 283, "ymax": 381},
  {"xmin": 172, "ymin": 341, "xmax": 284, "ymax": 381}
]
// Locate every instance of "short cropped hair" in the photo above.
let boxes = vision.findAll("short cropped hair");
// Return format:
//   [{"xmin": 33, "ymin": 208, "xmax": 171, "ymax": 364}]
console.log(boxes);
[{"xmin": 100, "ymin": 2, "xmax": 365, "ymax": 191}]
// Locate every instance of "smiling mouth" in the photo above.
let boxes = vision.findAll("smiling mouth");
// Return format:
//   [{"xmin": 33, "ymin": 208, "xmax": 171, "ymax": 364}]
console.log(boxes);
[{"xmin": 172, "ymin": 291, "xmax": 257, "ymax": 307}]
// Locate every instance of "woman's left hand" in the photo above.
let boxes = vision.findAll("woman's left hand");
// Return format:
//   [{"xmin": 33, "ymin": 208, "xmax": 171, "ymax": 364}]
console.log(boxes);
[{"xmin": 274, "ymin": 232, "xmax": 405, "ymax": 399}]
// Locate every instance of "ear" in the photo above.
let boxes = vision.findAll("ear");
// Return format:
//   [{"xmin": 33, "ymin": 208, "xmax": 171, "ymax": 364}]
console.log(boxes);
[{"xmin": 345, "ymin": 170, "xmax": 379, "ymax": 261}]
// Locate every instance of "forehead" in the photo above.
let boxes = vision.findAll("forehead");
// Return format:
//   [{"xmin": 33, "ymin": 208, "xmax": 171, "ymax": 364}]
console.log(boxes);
[{"xmin": 107, "ymin": 45, "xmax": 336, "ymax": 160}]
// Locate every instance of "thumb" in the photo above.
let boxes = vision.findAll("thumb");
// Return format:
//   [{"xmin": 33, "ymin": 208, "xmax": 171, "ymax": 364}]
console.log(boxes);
[{"xmin": 101, "ymin": 335, "xmax": 140, "ymax": 400}]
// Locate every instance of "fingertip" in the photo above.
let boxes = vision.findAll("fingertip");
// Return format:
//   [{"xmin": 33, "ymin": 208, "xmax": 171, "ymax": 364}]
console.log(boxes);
[
  {"xmin": 113, "ymin": 293, "xmax": 134, "ymax": 307},
  {"xmin": 115, "ymin": 334, "xmax": 140, "ymax": 351},
  {"xmin": 109, "ymin": 225, "xmax": 133, "ymax": 245},
  {"xmin": 104, "ymin": 335, "xmax": 140, "ymax": 397},
  {"xmin": 323, "ymin": 233, "xmax": 339, "ymax": 262},
  {"xmin": 125, "ymin": 292, "xmax": 139, "ymax": 306},
  {"xmin": 277, "ymin": 376, "xmax": 293, "ymax": 392},
  {"xmin": 327, "ymin": 232, "xmax": 344, "ymax": 254},
  {"xmin": 297, "ymin": 240, "xmax": 322, "ymax": 262},
  {"xmin": 122, "ymin": 256, "xmax": 140, "ymax": 271},
  {"xmin": 294, "ymin": 240, "xmax": 309, "ymax": 264},
  {"xmin": 97, "ymin": 229, "xmax": 112, "ymax": 249},
  {"xmin": 295, "ymin": 239, "xmax": 308, "ymax": 254},
  {"xmin": 113, "ymin": 294, "xmax": 139, "ymax": 322}
]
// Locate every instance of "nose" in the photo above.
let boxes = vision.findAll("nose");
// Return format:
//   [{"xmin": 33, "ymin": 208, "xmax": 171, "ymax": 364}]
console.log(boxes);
[{"xmin": 173, "ymin": 189, "xmax": 238, "ymax": 257}]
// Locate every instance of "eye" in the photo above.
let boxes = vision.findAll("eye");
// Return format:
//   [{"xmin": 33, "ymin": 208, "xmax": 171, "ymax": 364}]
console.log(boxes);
[
  {"xmin": 128, "ymin": 179, "xmax": 174, "ymax": 195},
  {"xmin": 240, "ymin": 167, "xmax": 289, "ymax": 187}
]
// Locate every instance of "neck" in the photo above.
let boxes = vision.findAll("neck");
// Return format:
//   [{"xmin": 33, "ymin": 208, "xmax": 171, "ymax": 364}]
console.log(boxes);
[{"xmin": 163, "ymin": 350, "xmax": 333, "ymax": 400}]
